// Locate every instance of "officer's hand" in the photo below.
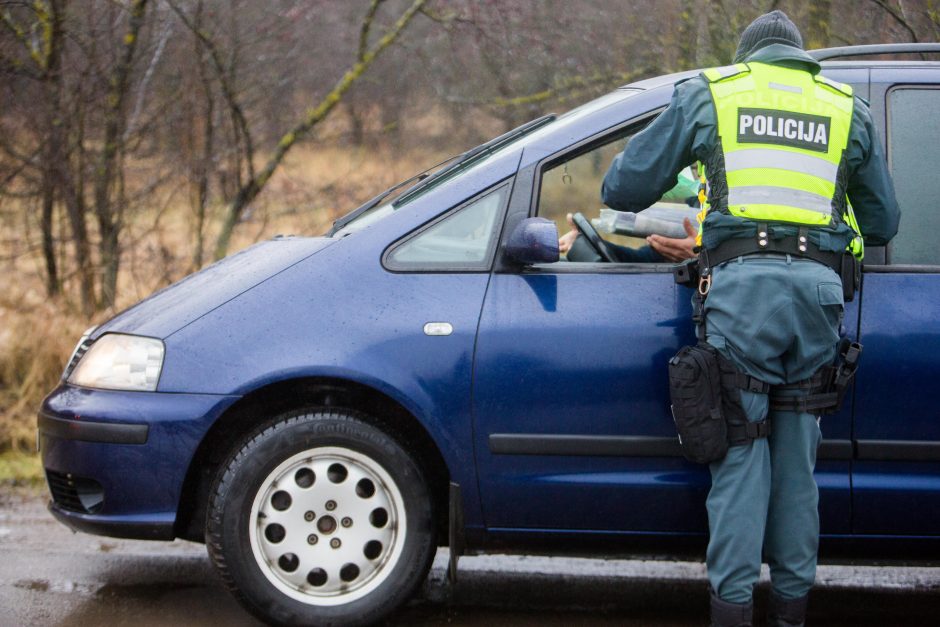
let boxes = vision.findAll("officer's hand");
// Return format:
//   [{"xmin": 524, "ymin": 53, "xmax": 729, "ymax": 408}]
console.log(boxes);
[
  {"xmin": 647, "ymin": 217, "xmax": 697, "ymax": 262},
  {"xmin": 558, "ymin": 213, "xmax": 579, "ymax": 254}
]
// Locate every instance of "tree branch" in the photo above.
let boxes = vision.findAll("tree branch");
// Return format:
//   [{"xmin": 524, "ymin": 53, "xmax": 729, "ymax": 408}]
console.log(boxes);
[
  {"xmin": 166, "ymin": 0, "xmax": 255, "ymax": 183},
  {"xmin": 488, "ymin": 69, "xmax": 645, "ymax": 109},
  {"xmin": 125, "ymin": 11, "xmax": 173, "ymax": 142},
  {"xmin": 0, "ymin": 5, "xmax": 45, "ymax": 69},
  {"xmin": 358, "ymin": 0, "xmax": 383, "ymax": 63},
  {"xmin": 868, "ymin": 0, "xmax": 920, "ymax": 42},
  {"xmin": 213, "ymin": 0, "xmax": 428, "ymax": 259}
]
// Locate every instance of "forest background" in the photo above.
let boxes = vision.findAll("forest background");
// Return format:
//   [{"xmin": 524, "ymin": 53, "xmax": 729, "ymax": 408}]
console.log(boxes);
[{"xmin": 1, "ymin": 0, "xmax": 938, "ymax": 470}]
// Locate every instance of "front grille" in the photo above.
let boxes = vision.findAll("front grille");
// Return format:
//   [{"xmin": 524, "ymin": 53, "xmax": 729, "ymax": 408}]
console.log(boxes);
[{"xmin": 46, "ymin": 470, "xmax": 104, "ymax": 514}]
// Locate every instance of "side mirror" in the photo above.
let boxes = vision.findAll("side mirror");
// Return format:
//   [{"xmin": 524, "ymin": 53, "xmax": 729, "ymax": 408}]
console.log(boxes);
[{"xmin": 505, "ymin": 217, "xmax": 559, "ymax": 265}]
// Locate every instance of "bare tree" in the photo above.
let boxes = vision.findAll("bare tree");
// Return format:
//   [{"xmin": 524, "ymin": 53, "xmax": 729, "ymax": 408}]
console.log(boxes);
[
  {"xmin": 1, "ymin": 0, "xmax": 933, "ymax": 315},
  {"xmin": 212, "ymin": 0, "xmax": 428, "ymax": 259},
  {"xmin": 1, "ymin": 0, "xmax": 97, "ymax": 311},
  {"xmin": 94, "ymin": 0, "xmax": 150, "ymax": 308},
  {"xmin": 806, "ymin": 0, "xmax": 832, "ymax": 49},
  {"xmin": 869, "ymin": 0, "xmax": 921, "ymax": 41}
]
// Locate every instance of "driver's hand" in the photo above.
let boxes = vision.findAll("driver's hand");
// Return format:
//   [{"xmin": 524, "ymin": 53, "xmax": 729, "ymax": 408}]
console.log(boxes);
[
  {"xmin": 558, "ymin": 212, "xmax": 579, "ymax": 254},
  {"xmin": 647, "ymin": 217, "xmax": 698, "ymax": 262}
]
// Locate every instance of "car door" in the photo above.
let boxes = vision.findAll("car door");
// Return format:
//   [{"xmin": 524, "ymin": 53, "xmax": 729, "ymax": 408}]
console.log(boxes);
[
  {"xmin": 471, "ymin": 117, "xmax": 709, "ymax": 536},
  {"xmin": 851, "ymin": 69, "xmax": 940, "ymax": 536},
  {"xmin": 471, "ymin": 96, "xmax": 857, "ymax": 538}
]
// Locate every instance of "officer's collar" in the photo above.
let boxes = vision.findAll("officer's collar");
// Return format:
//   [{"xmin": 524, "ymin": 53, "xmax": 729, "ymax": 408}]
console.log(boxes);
[{"xmin": 744, "ymin": 44, "xmax": 821, "ymax": 75}]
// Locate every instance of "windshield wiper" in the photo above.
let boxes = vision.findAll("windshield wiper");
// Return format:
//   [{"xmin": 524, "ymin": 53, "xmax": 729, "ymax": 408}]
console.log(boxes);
[
  {"xmin": 392, "ymin": 114, "xmax": 556, "ymax": 207},
  {"xmin": 327, "ymin": 153, "xmax": 461, "ymax": 236}
]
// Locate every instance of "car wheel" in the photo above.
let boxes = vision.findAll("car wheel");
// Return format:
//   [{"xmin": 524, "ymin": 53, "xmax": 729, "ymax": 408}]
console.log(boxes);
[{"xmin": 206, "ymin": 410, "xmax": 435, "ymax": 626}]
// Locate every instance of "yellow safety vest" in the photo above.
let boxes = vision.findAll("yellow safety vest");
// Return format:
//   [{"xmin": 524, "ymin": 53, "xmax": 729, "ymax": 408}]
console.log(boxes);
[{"xmin": 699, "ymin": 62, "xmax": 864, "ymax": 259}]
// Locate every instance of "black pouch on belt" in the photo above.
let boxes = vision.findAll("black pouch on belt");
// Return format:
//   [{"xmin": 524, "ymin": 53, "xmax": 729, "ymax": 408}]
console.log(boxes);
[
  {"xmin": 668, "ymin": 343, "xmax": 729, "ymax": 464},
  {"xmin": 840, "ymin": 254, "xmax": 859, "ymax": 302},
  {"xmin": 669, "ymin": 342, "xmax": 766, "ymax": 463}
]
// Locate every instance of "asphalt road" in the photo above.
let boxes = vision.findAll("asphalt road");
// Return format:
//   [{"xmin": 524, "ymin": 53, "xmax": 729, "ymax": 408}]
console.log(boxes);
[{"xmin": 2, "ymin": 490, "xmax": 940, "ymax": 626}]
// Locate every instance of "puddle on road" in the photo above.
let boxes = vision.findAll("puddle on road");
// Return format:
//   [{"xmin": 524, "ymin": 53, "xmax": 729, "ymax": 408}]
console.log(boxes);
[
  {"xmin": 13, "ymin": 578, "xmax": 98, "ymax": 595},
  {"xmin": 95, "ymin": 581, "xmax": 205, "ymax": 599},
  {"xmin": 16, "ymin": 577, "xmax": 211, "ymax": 601},
  {"xmin": 60, "ymin": 582, "xmax": 264, "ymax": 626},
  {"xmin": 14, "ymin": 579, "xmax": 49, "ymax": 592}
]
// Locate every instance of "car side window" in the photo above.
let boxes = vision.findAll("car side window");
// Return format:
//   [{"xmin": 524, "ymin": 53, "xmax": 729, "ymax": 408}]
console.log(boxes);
[
  {"xmin": 537, "ymin": 118, "xmax": 695, "ymax": 261},
  {"xmin": 384, "ymin": 184, "xmax": 508, "ymax": 271},
  {"xmin": 887, "ymin": 87, "xmax": 940, "ymax": 265}
]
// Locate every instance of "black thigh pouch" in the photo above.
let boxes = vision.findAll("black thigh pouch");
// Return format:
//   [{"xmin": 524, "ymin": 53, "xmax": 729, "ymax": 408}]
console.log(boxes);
[{"xmin": 668, "ymin": 342, "xmax": 750, "ymax": 464}]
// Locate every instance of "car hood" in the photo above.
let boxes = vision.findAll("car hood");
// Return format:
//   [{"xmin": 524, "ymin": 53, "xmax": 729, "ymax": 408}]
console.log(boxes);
[{"xmin": 93, "ymin": 236, "xmax": 335, "ymax": 340}]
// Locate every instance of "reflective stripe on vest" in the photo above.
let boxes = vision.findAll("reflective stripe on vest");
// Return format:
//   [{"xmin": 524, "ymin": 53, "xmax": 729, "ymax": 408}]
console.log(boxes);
[
  {"xmin": 724, "ymin": 148, "xmax": 839, "ymax": 181},
  {"xmin": 728, "ymin": 185, "xmax": 834, "ymax": 217},
  {"xmin": 703, "ymin": 62, "xmax": 857, "ymax": 236}
]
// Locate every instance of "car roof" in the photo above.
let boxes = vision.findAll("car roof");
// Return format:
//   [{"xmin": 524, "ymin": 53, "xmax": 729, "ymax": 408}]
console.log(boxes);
[
  {"xmin": 620, "ymin": 58, "xmax": 940, "ymax": 94},
  {"xmin": 621, "ymin": 69, "xmax": 699, "ymax": 91}
]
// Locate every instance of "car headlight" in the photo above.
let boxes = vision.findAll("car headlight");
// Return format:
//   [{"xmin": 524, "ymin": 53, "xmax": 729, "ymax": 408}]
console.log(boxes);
[{"xmin": 67, "ymin": 333, "xmax": 165, "ymax": 392}]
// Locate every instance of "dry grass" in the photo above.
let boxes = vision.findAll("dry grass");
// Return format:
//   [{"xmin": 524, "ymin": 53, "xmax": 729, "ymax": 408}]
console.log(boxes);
[
  {"xmin": 0, "ymin": 143, "xmax": 447, "ymax": 456},
  {"xmin": 0, "ymin": 303, "xmax": 91, "ymax": 452},
  {"xmin": 0, "ymin": 449, "xmax": 44, "ymax": 488}
]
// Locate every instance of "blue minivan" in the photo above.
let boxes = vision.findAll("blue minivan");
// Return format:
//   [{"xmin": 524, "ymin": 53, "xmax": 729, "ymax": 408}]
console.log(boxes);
[{"xmin": 39, "ymin": 44, "xmax": 940, "ymax": 625}]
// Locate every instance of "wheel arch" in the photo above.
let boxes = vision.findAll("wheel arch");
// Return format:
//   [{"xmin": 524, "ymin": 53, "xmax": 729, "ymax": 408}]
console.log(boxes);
[{"xmin": 174, "ymin": 376, "xmax": 452, "ymax": 544}]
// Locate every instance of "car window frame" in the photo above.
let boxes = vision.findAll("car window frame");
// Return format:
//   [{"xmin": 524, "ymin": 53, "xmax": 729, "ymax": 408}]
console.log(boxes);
[
  {"xmin": 864, "ymin": 82, "xmax": 940, "ymax": 274},
  {"xmin": 522, "ymin": 107, "xmax": 674, "ymax": 275},
  {"xmin": 381, "ymin": 179, "xmax": 513, "ymax": 273}
]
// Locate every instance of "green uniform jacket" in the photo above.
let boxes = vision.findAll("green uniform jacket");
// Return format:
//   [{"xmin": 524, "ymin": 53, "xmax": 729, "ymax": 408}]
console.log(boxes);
[{"xmin": 601, "ymin": 44, "xmax": 901, "ymax": 252}]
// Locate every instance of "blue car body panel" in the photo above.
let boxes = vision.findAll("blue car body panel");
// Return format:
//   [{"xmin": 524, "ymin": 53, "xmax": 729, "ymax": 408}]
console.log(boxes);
[
  {"xmin": 154, "ymin": 150, "xmax": 523, "ymax": 532},
  {"xmin": 853, "ymin": 273, "xmax": 940, "ymax": 535},
  {"xmin": 161, "ymin": 247, "xmax": 494, "ymax": 529},
  {"xmin": 473, "ymin": 271, "xmax": 709, "ymax": 533},
  {"xmin": 40, "ymin": 385, "xmax": 238, "ymax": 537},
  {"xmin": 38, "ymin": 62, "xmax": 940, "ymax": 551},
  {"xmin": 94, "ymin": 237, "xmax": 336, "ymax": 340}
]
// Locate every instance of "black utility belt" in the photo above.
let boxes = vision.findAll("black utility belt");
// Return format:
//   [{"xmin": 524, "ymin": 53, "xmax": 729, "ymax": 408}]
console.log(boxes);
[
  {"xmin": 676, "ymin": 232, "xmax": 860, "ymax": 302},
  {"xmin": 703, "ymin": 235, "xmax": 843, "ymax": 274}
]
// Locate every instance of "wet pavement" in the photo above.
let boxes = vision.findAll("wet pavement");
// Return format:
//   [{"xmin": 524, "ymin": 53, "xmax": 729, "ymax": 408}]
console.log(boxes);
[{"xmin": 2, "ymin": 490, "xmax": 940, "ymax": 626}]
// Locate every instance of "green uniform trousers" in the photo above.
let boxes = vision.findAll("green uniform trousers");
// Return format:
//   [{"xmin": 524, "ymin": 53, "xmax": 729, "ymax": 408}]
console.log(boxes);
[{"xmin": 702, "ymin": 253, "xmax": 844, "ymax": 604}]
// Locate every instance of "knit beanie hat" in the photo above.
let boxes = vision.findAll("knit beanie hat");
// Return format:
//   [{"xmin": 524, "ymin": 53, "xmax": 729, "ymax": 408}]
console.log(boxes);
[{"xmin": 733, "ymin": 10, "xmax": 803, "ymax": 63}]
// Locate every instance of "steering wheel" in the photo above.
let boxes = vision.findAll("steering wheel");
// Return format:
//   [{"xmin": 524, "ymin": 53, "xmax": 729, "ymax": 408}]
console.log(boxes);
[{"xmin": 572, "ymin": 212, "xmax": 617, "ymax": 262}]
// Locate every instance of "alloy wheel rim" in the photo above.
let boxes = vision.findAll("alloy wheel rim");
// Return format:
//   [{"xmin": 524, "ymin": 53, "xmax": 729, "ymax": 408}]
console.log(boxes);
[{"xmin": 248, "ymin": 446, "xmax": 406, "ymax": 606}]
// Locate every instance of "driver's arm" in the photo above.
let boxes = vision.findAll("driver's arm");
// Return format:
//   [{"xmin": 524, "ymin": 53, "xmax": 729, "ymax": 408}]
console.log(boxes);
[
  {"xmin": 560, "ymin": 213, "xmax": 697, "ymax": 262},
  {"xmin": 566, "ymin": 232, "xmax": 664, "ymax": 263}
]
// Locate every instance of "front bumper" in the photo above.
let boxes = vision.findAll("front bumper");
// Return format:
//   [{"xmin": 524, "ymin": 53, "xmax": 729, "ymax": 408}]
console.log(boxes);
[{"xmin": 39, "ymin": 384, "xmax": 239, "ymax": 540}]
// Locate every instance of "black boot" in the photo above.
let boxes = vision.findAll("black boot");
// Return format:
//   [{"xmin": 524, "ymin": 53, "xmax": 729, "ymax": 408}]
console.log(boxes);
[
  {"xmin": 710, "ymin": 591, "xmax": 753, "ymax": 627},
  {"xmin": 767, "ymin": 591, "xmax": 809, "ymax": 627}
]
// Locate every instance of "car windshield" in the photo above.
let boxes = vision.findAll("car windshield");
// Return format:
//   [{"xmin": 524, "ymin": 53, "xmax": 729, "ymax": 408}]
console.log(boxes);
[
  {"xmin": 329, "ymin": 88, "xmax": 651, "ymax": 239},
  {"xmin": 331, "ymin": 115, "xmax": 556, "ymax": 237}
]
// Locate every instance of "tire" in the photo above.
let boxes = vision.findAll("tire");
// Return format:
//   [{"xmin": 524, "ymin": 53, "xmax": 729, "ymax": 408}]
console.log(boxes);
[{"xmin": 206, "ymin": 410, "xmax": 436, "ymax": 626}]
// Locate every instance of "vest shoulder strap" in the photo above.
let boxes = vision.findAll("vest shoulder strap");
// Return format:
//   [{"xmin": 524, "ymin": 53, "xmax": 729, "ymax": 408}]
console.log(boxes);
[
  {"xmin": 701, "ymin": 63, "xmax": 750, "ymax": 83},
  {"xmin": 813, "ymin": 74, "xmax": 854, "ymax": 97}
]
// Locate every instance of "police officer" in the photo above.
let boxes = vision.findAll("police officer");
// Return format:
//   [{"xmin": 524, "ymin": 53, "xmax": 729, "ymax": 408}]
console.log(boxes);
[{"xmin": 601, "ymin": 11, "xmax": 899, "ymax": 627}]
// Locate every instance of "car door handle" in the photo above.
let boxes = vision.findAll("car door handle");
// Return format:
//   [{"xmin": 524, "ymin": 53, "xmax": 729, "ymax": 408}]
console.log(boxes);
[{"xmin": 423, "ymin": 322, "xmax": 453, "ymax": 336}]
